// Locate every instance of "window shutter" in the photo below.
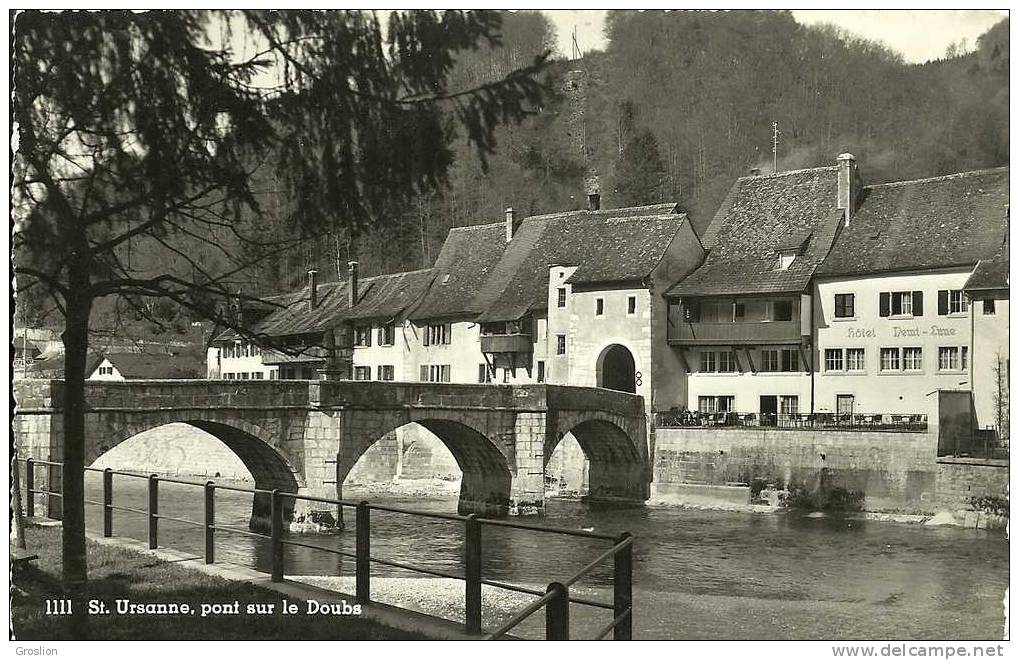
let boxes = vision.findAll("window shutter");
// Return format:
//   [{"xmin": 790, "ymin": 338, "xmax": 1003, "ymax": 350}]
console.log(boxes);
[
  {"xmin": 891, "ymin": 293, "xmax": 902, "ymax": 316},
  {"xmin": 879, "ymin": 292, "xmax": 890, "ymax": 317},
  {"xmin": 378, "ymin": 327, "xmax": 384, "ymax": 344},
  {"xmin": 937, "ymin": 290, "xmax": 949, "ymax": 316},
  {"xmin": 444, "ymin": 323, "xmax": 452, "ymax": 344},
  {"xmin": 912, "ymin": 291, "xmax": 923, "ymax": 316},
  {"xmin": 420, "ymin": 365, "xmax": 428, "ymax": 381},
  {"xmin": 423, "ymin": 327, "xmax": 430, "ymax": 346}
]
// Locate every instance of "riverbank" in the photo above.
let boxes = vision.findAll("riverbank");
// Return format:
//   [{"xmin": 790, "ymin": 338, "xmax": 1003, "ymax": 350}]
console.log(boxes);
[{"xmin": 11, "ymin": 525, "xmax": 427, "ymax": 640}]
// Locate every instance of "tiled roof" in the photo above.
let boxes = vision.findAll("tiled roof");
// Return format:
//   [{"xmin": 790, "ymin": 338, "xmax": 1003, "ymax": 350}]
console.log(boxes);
[
  {"xmin": 216, "ymin": 269, "xmax": 435, "ymax": 340},
  {"xmin": 474, "ymin": 204, "xmax": 687, "ymax": 323},
  {"xmin": 101, "ymin": 352, "xmax": 205, "ymax": 379},
  {"xmin": 816, "ymin": 168, "xmax": 1009, "ymax": 277},
  {"xmin": 667, "ymin": 167, "xmax": 843, "ymax": 297},
  {"xmin": 409, "ymin": 223, "xmax": 507, "ymax": 321},
  {"xmin": 965, "ymin": 237, "xmax": 1009, "ymax": 291}
]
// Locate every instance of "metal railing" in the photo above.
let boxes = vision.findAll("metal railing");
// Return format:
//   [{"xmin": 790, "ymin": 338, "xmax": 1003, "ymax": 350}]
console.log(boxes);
[
  {"xmin": 18, "ymin": 458, "xmax": 633, "ymax": 640},
  {"xmin": 654, "ymin": 410, "xmax": 928, "ymax": 432}
]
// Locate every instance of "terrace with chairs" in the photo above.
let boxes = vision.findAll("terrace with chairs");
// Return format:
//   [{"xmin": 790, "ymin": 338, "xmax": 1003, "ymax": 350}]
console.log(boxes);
[{"xmin": 653, "ymin": 409, "xmax": 928, "ymax": 432}]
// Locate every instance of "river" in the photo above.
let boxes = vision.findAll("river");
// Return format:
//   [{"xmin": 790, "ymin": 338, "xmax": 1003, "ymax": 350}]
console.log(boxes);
[{"xmin": 79, "ymin": 472, "xmax": 1007, "ymax": 640}]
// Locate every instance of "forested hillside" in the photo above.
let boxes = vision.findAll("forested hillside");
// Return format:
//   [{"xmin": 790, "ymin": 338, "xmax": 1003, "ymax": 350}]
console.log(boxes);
[
  {"xmin": 266, "ymin": 10, "xmax": 1009, "ymax": 290},
  {"xmin": 23, "ymin": 11, "xmax": 1008, "ymax": 339}
]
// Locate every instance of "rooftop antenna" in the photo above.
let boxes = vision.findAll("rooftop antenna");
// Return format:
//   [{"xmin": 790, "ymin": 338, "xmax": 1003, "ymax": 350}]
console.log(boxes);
[
  {"xmin": 571, "ymin": 25, "xmax": 583, "ymax": 61},
  {"xmin": 772, "ymin": 121, "xmax": 780, "ymax": 174}
]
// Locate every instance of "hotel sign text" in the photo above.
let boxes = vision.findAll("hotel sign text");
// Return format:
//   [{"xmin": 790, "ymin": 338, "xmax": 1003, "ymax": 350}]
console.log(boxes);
[{"xmin": 846, "ymin": 326, "xmax": 958, "ymax": 339}]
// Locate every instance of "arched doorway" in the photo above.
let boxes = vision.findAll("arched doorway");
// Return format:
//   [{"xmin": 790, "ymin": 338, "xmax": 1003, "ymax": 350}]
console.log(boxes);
[{"xmin": 597, "ymin": 344, "xmax": 637, "ymax": 393}]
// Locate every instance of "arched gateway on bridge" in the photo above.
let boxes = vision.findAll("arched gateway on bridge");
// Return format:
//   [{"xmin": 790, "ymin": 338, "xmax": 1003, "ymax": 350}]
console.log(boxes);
[{"xmin": 14, "ymin": 379, "xmax": 649, "ymax": 528}]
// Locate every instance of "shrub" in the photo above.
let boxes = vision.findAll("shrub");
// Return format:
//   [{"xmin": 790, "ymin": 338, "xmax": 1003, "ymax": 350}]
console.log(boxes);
[
  {"xmin": 970, "ymin": 495, "xmax": 1009, "ymax": 517},
  {"xmin": 783, "ymin": 482, "xmax": 865, "ymax": 513}
]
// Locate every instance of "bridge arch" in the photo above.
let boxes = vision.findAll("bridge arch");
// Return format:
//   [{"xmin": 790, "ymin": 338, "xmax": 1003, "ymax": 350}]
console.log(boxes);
[
  {"xmin": 338, "ymin": 411, "xmax": 514, "ymax": 516},
  {"xmin": 549, "ymin": 411, "xmax": 649, "ymax": 504},
  {"xmin": 86, "ymin": 414, "xmax": 301, "ymax": 530}
]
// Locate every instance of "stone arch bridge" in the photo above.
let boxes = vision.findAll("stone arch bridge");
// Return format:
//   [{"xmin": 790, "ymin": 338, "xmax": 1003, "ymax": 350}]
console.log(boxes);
[{"xmin": 14, "ymin": 380, "xmax": 649, "ymax": 528}]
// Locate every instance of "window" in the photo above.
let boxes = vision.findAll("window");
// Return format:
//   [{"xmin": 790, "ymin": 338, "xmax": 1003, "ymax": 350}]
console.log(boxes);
[
  {"xmin": 937, "ymin": 289, "xmax": 969, "ymax": 315},
  {"xmin": 780, "ymin": 396, "xmax": 799, "ymax": 415},
  {"xmin": 770, "ymin": 300, "xmax": 793, "ymax": 322},
  {"xmin": 223, "ymin": 372, "xmax": 235, "ymax": 379},
  {"xmin": 846, "ymin": 348, "xmax": 866, "ymax": 372},
  {"xmin": 834, "ymin": 294, "xmax": 855, "ymax": 319},
  {"xmin": 700, "ymin": 351, "xmax": 737, "ymax": 373},
  {"xmin": 377, "ymin": 365, "xmax": 394, "ymax": 381},
  {"xmin": 354, "ymin": 326, "xmax": 372, "ymax": 347},
  {"xmin": 938, "ymin": 347, "xmax": 959, "ymax": 371},
  {"xmin": 478, "ymin": 363, "xmax": 493, "ymax": 383},
  {"xmin": 269, "ymin": 371, "xmax": 277, "ymax": 380},
  {"xmin": 595, "ymin": 298, "xmax": 604, "ymax": 316},
  {"xmin": 378, "ymin": 323, "xmax": 395, "ymax": 346},
  {"xmin": 98, "ymin": 365, "xmax": 114, "ymax": 376},
  {"xmin": 880, "ymin": 291, "xmax": 923, "ymax": 317},
  {"xmin": 537, "ymin": 361, "xmax": 546, "ymax": 383},
  {"xmin": 239, "ymin": 372, "xmax": 250, "ymax": 380},
  {"xmin": 419, "ymin": 364, "xmax": 451, "ymax": 382},
  {"xmin": 880, "ymin": 347, "xmax": 901, "ymax": 372},
  {"xmin": 424, "ymin": 323, "xmax": 451, "ymax": 346},
  {"xmin": 627, "ymin": 296, "xmax": 637, "ymax": 315},
  {"xmin": 503, "ymin": 367, "xmax": 513, "ymax": 383},
  {"xmin": 556, "ymin": 334, "xmax": 566, "ymax": 355},
  {"xmin": 938, "ymin": 346, "xmax": 969, "ymax": 371},
  {"xmin": 824, "ymin": 348, "xmax": 844, "ymax": 372},
  {"xmin": 353, "ymin": 366, "xmax": 371, "ymax": 381},
  {"xmin": 557, "ymin": 288, "xmax": 567, "ymax": 308},
  {"xmin": 777, "ymin": 251, "xmax": 796, "ymax": 271},
  {"xmin": 698, "ymin": 395, "xmax": 734, "ymax": 414},
  {"xmin": 902, "ymin": 347, "xmax": 923, "ymax": 372},
  {"xmin": 781, "ymin": 349, "xmax": 799, "ymax": 372},
  {"xmin": 983, "ymin": 299, "xmax": 996, "ymax": 315},
  {"xmin": 253, "ymin": 372, "xmax": 264, "ymax": 380},
  {"xmin": 761, "ymin": 350, "xmax": 780, "ymax": 372}
]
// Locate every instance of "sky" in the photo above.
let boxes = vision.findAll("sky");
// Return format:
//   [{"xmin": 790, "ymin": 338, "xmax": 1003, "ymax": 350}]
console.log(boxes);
[{"xmin": 542, "ymin": 9, "xmax": 1008, "ymax": 63}]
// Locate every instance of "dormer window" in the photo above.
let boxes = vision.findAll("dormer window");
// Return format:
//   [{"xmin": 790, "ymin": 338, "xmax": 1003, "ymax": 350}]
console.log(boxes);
[{"xmin": 777, "ymin": 250, "xmax": 796, "ymax": 271}]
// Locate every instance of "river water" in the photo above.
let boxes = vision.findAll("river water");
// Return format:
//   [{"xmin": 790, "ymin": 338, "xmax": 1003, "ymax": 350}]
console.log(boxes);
[{"xmin": 79, "ymin": 472, "xmax": 1007, "ymax": 640}]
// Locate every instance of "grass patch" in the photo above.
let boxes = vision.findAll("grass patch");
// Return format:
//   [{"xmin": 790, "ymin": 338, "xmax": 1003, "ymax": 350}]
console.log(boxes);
[{"xmin": 11, "ymin": 525, "xmax": 428, "ymax": 640}]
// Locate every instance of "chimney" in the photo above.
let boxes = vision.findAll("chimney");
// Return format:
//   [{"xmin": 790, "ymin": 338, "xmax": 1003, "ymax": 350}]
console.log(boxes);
[
  {"xmin": 505, "ymin": 207, "xmax": 520, "ymax": 243},
  {"xmin": 588, "ymin": 192, "xmax": 601, "ymax": 211},
  {"xmin": 837, "ymin": 153, "xmax": 859, "ymax": 226},
  {"xmin": 347, "ymin": 261, "xmax": 359, "ymax": 308},
  {"xmin": 307, "ymin": 270, "xmax": 318, "ymax": 310}
]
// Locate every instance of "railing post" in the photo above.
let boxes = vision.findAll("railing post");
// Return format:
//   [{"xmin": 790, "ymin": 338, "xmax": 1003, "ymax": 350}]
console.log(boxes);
[
  {"xmin": 545, "ymin": 582, "xmax": 570, "ymax": 641},
  {"xmin": 270, "ymin": 489, "xmax": 284, "ymax": 582},
  {"xmin": 204, "ymin": 481, "xmax": 215, "ymax": 564},
  {"xmin": 355, "ymin": 501, "xmax": 370, "ymax": 603},
  {"xmin": 147, "ymin": 474, "xmax": 159, "ymax": 549},
  {"xmin": 102, "ymin": 468, "xmax": 113, "ymax": 537},
  {"xmin": 464, "ymin": 514, "xmax": 482, "ymax": 634},
  {"xmin": 613, "ymin": 532, "xmax": 633, "ymax": 640},
  {"xmin": 24, "ymin": 458, "xmax": 34, "ymax": 519}
]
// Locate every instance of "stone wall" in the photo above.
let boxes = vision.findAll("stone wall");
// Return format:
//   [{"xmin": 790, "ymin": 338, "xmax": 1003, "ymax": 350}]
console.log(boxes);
[
  {"xmin": 934, "ymin": 458, "xmax": 1009, "ymax": 512},
  {"xmin": 654, "ymin": 427, "xmax": 1008, "ymax": 515}
]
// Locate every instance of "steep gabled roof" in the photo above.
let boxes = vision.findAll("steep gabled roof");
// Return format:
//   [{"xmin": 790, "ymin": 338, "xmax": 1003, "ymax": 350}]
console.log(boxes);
[
  {"xmin": 817, "ymin": 168, "xmax": 1009, "ymax": 277},
  {"xmin": 965, "ymin": 237, "xmax": 1010, "ymax": 291},
  {"xmin": 99, "ymin": 352, "xmax": 205, "ymax": 379},
  {"xmin": 667, "ymin": 167, "xmax": 843, "ymax": 297},
  {"xmin": 474, "ymin": 204, "xmax": 687, "ymax": 323},
  {"xmin": 410, "ymin": 222, "xmax": 507, "ymax": 321},
  {"xmin": 216, "ymin": 269, "xmax": 435, "ymax": 340}
]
